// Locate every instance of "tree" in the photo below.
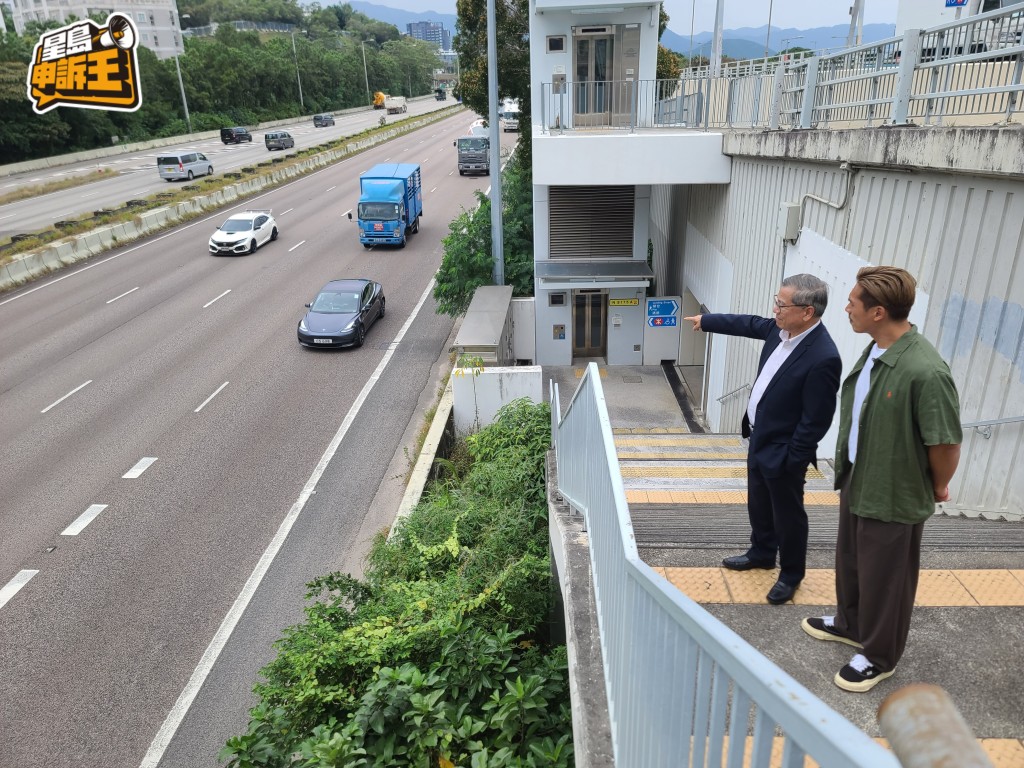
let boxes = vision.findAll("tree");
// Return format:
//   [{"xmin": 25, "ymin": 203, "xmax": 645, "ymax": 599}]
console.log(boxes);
[
  {"xmin": 657, "ymin": 44, "xmax": 680, "ymax": 81},
  {"xmin": 453, "ymin": 0, "xmax": 530, "ymax": 121},
  {"xmin": 434, "ymin": 151, "xmax": 534, "ymax": 316}
]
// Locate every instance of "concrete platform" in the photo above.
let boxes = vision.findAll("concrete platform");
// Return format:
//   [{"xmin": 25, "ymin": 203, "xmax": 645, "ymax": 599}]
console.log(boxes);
[{"xmin": 544, "ymin": 362, "xmax": 1024, "ymax": 766}]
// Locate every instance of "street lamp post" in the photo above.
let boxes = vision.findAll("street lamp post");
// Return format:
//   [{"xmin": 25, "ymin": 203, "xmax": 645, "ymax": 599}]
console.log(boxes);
[
  {"xmin": 360, "ymin": 40, "xmax": 371, "ymax": 107},
  {"xmin": 291, "ymin": 31, "xmax": 305, "ymax": 112},
  {"xmin": 175, "ymin": 13, "xmax": 192, "ymax": 134},
  {"xmin": 781, "ymin": 35, "xmax": 803, "ymax": 52},
  {"xmin": 764, "ymin": 0, "xmax": 774, "ymax": 59}
]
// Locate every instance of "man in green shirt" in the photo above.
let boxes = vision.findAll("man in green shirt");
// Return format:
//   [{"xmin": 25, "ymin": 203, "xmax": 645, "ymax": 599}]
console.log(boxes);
[{"xmin": 800, "ymin": 266, "xmax": 962, "ymax": 692}]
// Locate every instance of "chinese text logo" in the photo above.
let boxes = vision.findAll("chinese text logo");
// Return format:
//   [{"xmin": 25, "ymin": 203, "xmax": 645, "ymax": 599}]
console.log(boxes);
[{"xmin": 27, "ymin": 14, "xmax": 142, "ymax": 114}]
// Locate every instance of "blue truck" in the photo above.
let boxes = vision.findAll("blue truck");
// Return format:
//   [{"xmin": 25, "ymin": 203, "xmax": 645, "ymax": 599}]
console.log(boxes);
[{"xmin": 347, "ymin": 163, "xmax": 423, "ymax": 248}]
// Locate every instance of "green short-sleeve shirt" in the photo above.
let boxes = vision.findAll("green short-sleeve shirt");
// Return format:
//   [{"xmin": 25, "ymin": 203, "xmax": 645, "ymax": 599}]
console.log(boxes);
[{"xmin": 835, "ymin": 326, "xmax": 962, "ymax": 524}]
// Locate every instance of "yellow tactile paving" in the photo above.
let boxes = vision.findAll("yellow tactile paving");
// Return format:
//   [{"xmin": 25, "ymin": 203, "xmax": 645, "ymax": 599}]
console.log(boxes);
[
  {"xmin": 613, "ymin": 430, "xmax": 741, "ymax": 440},
  {"xmin": 620, "ymin": 465, "xmax": 827, "ymax": 480},
  {"xmin": 953, "ymin": 570, "xmax": 1024, "ymax": 606},
  {"xmin": 624, "ymin": 489, "xmax": 840, "ymax": 507},
  {"xmin": 915, "ymin": 570, "xmax": 979, "ymax": 606},
  {"xmin": 574, "ymin": 367, "xmax": 607, "ymax": 378},
  {"xmin": 656, "ymin": 567, "xmax": 1024, "ymax": 607},
  {"xmin": 615, "ymin": 436, "xmax": 743, "ymax": 445},
  {"xmin": 721, "ymin": 569, "xmax": 779, "ymax": 602},
  {"xmin": 617, "ymin": 451, "xmax": 750, "ymax": 460},
  {"xmin": 981, "ymin": 738, "xmax": 1024, "ymax": 767},
  {"xmin": 662, "ymin": 567, "xmax": 732, "ymax": 602},
  {"xmin": 789, "ymin": 570, "xmax": 837, "ymax": 605}
]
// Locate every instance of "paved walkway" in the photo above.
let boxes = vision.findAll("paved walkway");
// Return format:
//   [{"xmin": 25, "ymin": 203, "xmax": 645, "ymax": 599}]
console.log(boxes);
[{"xmin": 545, "ymin": 363, "xmax": 1024, "ymax": 767}]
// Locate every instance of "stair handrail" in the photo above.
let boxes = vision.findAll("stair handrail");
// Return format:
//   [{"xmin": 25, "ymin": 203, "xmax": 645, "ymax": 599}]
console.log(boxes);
[
  {"xmin": 716, "ymin": 382, "xmax": 751, "ymax": 404},
  {"xmin": 961, "ymin": 414, "xmax": 1024, "ymax": 439}
]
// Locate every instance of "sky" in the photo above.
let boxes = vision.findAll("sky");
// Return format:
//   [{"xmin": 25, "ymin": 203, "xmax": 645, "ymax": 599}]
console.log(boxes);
[{"xmin": 384, "ymin": 0, "xmax": 898, "ymax": 35}]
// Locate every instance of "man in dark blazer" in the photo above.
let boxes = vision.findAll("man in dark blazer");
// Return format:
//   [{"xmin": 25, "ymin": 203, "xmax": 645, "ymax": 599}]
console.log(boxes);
[{"xmin": 684, "ymin": 273, "xmax": 841, "ymax": 604}]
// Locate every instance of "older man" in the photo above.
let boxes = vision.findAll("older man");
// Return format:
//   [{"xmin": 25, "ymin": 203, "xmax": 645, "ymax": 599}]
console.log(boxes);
[{"xmin": 684, "ymin": 273, "xmax": 842, "ymax": 605}]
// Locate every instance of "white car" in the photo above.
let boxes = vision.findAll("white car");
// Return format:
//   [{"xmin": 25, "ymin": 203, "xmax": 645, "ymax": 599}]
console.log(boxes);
[{"xmin": 208, "ymin": 209, "xmax": 278, "ymax": 255}]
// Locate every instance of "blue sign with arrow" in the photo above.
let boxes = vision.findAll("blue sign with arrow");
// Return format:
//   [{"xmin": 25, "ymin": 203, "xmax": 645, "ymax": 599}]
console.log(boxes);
[{"xmin": 647, "ymin": 299, "xmax": 679, "ymax": 318}]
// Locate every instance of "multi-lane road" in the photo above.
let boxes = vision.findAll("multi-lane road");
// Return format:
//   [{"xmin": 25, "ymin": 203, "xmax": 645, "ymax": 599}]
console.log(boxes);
[
  {"xmin": 0, "ymin": 109, "xmax": 506, "ymax": 768},
  {"xmin": 0, "ymin": 98, "xmax": 457, "ymax": 240}
]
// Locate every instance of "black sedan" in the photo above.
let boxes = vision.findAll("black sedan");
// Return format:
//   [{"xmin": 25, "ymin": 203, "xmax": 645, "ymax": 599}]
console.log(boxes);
[{"xmin": 297, "ymin": 278, "xmax": 385, "ymax": 348}]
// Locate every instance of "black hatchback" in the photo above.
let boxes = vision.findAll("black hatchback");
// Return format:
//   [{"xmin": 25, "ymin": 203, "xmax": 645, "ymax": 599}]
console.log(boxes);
[
  {"xmin": 220, "ymin": 126, "xmax": 252, "ymax": 144},
  {"xmin": 297, "ymin": 279, "xmax": 385, "ymax": 348}
]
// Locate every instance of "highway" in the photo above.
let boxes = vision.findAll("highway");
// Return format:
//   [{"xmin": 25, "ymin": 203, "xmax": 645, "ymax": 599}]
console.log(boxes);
[
  {"xmin": 0, "ymin": 98, "xmax": 457, "ymax": 240},
  {"xmin": 0, "ymin": 109, "xmax": 506, "ymax": 768}
]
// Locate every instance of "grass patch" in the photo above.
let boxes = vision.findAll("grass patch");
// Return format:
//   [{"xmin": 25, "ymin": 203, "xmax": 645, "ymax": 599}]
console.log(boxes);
[{"xmin": 0, "ymin": 167, "xmax": 118, "ymax": 207}]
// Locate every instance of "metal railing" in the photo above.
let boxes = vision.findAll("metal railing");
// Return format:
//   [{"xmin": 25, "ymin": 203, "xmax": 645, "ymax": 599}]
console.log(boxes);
[
  {"xmin": 538, "ymin": 5, "xmax": 1024, "ymax": 134},
  {"xmin": 552, "ymin": 363, "xmax": 899, "ymax": 768},
  {"xmin": 716, "ymin": 382, "xmax": 751, "ymax": 404},
  {"xmin": 961, "ymin": 414, "xmax": 1024, "ymax": 439}
]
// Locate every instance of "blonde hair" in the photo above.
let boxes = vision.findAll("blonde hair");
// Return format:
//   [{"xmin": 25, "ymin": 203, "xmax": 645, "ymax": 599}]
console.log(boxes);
[{"xmin": 856, "ymin": 266, "xmax": 916, "ymax": 321}]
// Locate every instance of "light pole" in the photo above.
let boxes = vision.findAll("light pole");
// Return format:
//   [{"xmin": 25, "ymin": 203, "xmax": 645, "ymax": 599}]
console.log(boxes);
[
  {"xmin": 360, "ymin": 39, "xmax": 372, "ymax": 107},
  {"xmin": 291, "ymin": 31, "xmax": 305, "ymax": 112},
  {"xmin": 764, "ymin": 0, "xmax": 774, "ymax": 59},
  {"xmin": 175, "ymin": 13, "xmax": 192, "ymax": 134},
  {"xmin": 781, "ymin": 35, "xmax": 803, "ymax": 52}
]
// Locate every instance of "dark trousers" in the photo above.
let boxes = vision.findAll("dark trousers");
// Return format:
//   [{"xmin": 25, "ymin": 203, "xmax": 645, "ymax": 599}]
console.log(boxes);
[
  {"xmin": 833, "ymin": 478, "xmax": 924, "ymax": 673},
  {"xmin": 745, "ymin": 460, "xmax": 808, "ymax": 586}
]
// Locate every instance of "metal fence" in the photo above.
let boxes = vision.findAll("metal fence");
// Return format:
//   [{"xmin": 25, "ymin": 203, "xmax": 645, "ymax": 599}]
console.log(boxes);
[
  {"xmin": 552, "ymin": 363, "xmax": 900, "ymax": 768},
  {"xmin": 539, "ymin": 5, "xmax": 1024, "ymax": 133}
]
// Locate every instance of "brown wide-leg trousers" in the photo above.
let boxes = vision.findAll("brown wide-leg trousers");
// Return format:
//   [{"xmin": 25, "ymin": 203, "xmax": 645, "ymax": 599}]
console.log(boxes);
[{"xmin": 832, "ymin": 478, "xmax": 925, "ymax": 673}]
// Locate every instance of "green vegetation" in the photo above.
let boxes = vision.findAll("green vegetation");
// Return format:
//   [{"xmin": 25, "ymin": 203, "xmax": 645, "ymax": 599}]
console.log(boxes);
[
  {"xmin": 220, "ymin": 399, "xmax": 572, "ymax": 768},
  {"xmin": 433, "ymin": 149, "xmax": 535, "ymax": 316},
  {"xmin": 0, "ymin": 1, "xmax": 444, "ymax": 163}
]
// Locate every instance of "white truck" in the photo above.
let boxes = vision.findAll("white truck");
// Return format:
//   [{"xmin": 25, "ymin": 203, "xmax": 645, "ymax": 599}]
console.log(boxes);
[{"xmin": 384, "ymin": 95, "xmax": 408, "ymax": 114}]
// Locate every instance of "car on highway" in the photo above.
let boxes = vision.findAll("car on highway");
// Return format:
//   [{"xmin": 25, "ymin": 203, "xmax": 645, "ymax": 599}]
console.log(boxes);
[
  {"xmin": 220, "ymin": 126, "xmax": 253, "ymax": 144},
  {"xmin": 157, "ymin": 152, "xmax": 213, "ymax": 181},
  {"xmin": 313, "ymin": 113, "xmax": 335, "ymax": 127},
  {"xmin": 297, "ymin": 278, "xmax": 385, "ymax": 349},
  {"xmin": 265, "ymin": 130, "xmax": 295, "ymax": 150},
  {"xmin": 208, "ymin": 209, "xmax": 278, "ymax": 255}
]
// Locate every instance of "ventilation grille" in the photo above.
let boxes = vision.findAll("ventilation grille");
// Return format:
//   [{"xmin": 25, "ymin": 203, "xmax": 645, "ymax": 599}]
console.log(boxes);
[{"xmin": 549, "ymin": 186, "xmax": 635, "ymax": 259}]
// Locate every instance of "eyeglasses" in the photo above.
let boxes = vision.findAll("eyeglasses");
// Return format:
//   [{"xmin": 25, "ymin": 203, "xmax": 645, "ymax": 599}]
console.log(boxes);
[{"xmin": 773, "ymin": 295, "xmax": 810, "ymax": 311}]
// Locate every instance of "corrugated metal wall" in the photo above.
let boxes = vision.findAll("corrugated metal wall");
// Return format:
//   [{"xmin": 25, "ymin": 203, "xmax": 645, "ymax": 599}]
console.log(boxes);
[{"xmin": 653, "ymin": 157, "xmax": 1024, "ymax": 519}]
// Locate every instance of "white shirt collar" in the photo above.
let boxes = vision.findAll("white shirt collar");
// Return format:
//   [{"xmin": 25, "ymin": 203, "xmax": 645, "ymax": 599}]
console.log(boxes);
[{"xmin": 778, "ymin": 320, "xmax": 820, "ymax": 348}]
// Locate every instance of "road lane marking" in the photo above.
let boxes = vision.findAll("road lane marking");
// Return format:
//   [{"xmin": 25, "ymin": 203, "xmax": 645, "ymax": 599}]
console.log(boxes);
[
  {"xmin": 448, "ymin": 170, "xmax": 454, "ymax": 176},
  {"xmin": 123, "ymin": 457, "xmax": 157, "ymax": 478},
  {"xmin": 106, "ymin": 286, "xmax": 139, "ymax": 304},
  {"xmin": 325, "ymin": 185, "xmax": 337, "ymax": 192},
  {"xmin": 0, "ymin": 571, "xmax": 39, "ymax": 610},
  {"xmin": 342, "ymin": 209, "xmax": 352, "ymax": 218},
  {"xmin": 288, "ymin": 240, "xmax": 305, "ymax": 252},
  {"xmin": 195, "ymin": 382, "xmax": 229, "ymax": 412},
  {"xmin": 61, "ymin": 504, "xmax": 108, "ymax": 536},
  {"xmin": 280, "ymin": 207, "xmax": 294, "ymax": 215},
  {"xmin": 203, "ymin": 290, "xmax": 230, "ymax": 308},
  {"xmin": 41, "ymin": 380, "xmax": 92, "ymax": 413},
  {"xmin": 139, "ymin": 277, "xmax": 438, "ymax": 768},
  {"xmin": 430, "ymin": 187, "xmax": 438, "ymax": 193}
]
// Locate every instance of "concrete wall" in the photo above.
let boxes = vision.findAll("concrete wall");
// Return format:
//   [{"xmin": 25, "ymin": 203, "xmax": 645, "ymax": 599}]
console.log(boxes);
[
  {"xmin": 451, "ymin": 366, "xmax": 544, "ymax": 436},
  {"xmin": 653, "ymin": 125, "xmax": 1024, "ymax": 519}
]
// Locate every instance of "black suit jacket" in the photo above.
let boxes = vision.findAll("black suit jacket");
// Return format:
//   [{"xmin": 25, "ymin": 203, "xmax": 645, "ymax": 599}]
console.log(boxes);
[{"xmin": 700, "ymin": 314, "xmax": 842, "ymax": 479}]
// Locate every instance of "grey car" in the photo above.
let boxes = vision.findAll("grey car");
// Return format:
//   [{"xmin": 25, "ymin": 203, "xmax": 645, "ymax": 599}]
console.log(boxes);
[{"xmin": 265, "ymin": 131, "xmax": 295, "ymax": 150}]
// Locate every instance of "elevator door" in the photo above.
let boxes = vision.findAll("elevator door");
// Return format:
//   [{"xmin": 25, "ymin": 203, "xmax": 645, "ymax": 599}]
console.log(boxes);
[
  {"xmin": 572, "ymin": 291, "xmax": 607, "ymax": 358},
  {"xmin": 573, "ymin": 35, "xmax": 613, "ymax": 128}
]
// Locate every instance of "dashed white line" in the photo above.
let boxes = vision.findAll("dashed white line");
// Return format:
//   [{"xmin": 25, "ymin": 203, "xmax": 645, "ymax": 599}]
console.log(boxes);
[
  {"xmin": 280, "ymin": 207, "xmax": 294, "ymax": 215},
  {"xmin": 138, "ymin": 277, "xmax": 439, "ymax": 768},
  {"xmin": 288, "ymin": 240, "xmax": 305, "ymax": 252},
  {"xmin": 106, "ymin": 287, "xmax": 139, "ymax": 304},
  {"xmin": 0, "ymin": 571, "xmax": 39, "ymax": 610},
  {"xmin": 41, "ymin": 380, "xmax": 92, "ymax": 413},
  {"xmin": 123, "ymin": 457, "xmax": 157, "ymax": 478},
  {"xmin": 430, "ymin": 187, "xmax": 438, "ymax": 193},
  {"xmin": 342, "ymin": 209, "xmax": 352, "ymax": 218},
  {"xmin": 195, "ymin": 381, "xmax": 229, "ymax": 412},
  {"xmin": 325, "ymin": 185, "xmax": 337, "ymax": 192},
  {"xmin": 61, "ymin": 504, "xmax": 108, "ymax": 536},
  {"xmin": 203, "ymin": 290, "xmax": 230, "ymax": 308},
  {"xmin": 448, "ymin": 170, "xmax": 454, "ymax": 176}
]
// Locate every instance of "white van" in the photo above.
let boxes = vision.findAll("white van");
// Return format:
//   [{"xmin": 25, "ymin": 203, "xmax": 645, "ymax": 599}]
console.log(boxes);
[{"xmin": 157, "ymin": 152, "xmax": 213, "ymax": 182}]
